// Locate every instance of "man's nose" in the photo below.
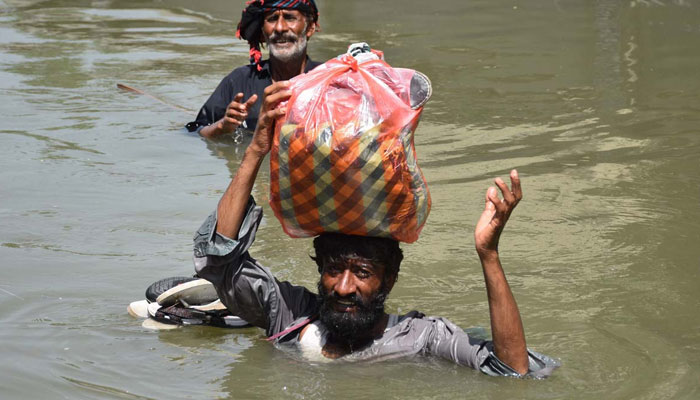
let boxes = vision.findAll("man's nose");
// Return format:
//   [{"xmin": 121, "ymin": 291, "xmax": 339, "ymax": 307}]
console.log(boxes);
[
  {"xmin": 334, "ymin": 270, "xmax": 356, "ymax": 297},
  {"xmin": 273, "ymin": 12, "xmax": 289, "ymax": 32}
]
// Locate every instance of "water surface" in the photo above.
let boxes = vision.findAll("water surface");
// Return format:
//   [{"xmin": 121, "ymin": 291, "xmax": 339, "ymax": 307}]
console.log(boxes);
[{"xmin": 1, "ymin": 0, "xmax": 699, "ymax": 398}]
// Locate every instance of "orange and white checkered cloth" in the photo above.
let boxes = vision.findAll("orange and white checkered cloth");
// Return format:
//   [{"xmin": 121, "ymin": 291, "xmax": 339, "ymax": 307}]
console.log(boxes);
[{"xmin": 270, "ymin": 48, "xmax": 431, "ymax": 243}]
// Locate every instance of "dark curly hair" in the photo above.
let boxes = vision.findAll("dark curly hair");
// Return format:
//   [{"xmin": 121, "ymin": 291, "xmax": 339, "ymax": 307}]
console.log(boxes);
[{"xmin": 311, "ymin": 233, "xmax": 403, "ymax": 282}]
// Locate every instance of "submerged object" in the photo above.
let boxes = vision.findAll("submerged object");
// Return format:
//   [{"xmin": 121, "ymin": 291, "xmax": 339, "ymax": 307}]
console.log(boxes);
[
  {"xmin": 155, "ymin": 278, "xmax": 218, "ymax": 308},
  {"xmin": 127, "ymin": 276, "xmax": 249, "ymax": 330},
  {"xmin": 270, "ymin": 43, "xmax": 432, "ymax": 243}
]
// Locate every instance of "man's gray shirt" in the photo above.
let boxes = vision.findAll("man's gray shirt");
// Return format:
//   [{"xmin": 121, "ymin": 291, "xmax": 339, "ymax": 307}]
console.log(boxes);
[{"xmin": 193, "ymin": 198, "xmax": 558, "ymax": 378}]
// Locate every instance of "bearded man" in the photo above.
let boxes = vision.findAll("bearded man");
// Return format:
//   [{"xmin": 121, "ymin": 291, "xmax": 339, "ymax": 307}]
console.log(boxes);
[
  {"xmin": 186, "ymin": 0, "xmax": 320, "ymax": 138},
  {"xmin": 191, "ymin": 82, "xmax": 558, "ymax": 377}
]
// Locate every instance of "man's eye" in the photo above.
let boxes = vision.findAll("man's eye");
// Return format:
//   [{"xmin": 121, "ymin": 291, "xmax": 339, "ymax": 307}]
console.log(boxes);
[
  {"xmin": 325, "ymin": 266, "xmax": 341, "ymax": 275},
  {"xmin": 355, "ymin": 269, "xmax": 371, "ymax": 279}
]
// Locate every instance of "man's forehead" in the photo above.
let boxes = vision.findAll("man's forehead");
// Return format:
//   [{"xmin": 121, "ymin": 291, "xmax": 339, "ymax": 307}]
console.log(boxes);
[
  {"xmin": 325, "ymin": 255, "xmax": 385, "ymax": 271},
  {"xmin": 263, "ymin": 9, "xmax": 305, "ymax": 18}
]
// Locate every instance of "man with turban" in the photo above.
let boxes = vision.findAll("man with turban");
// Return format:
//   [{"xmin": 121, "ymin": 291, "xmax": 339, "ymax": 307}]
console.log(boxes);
[{"xmin": 186, "ymin": 0, "xmax": 320, "ymax": 138}]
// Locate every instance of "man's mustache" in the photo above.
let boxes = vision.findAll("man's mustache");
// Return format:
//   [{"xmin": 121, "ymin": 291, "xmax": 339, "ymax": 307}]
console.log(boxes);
[
  {"xmin": 324, "ymin": 291, "xmax": 365, "ymax": 308},
  {"xmin": 268, "ymin": 32, "xmax": 299, "ymax": 43}
]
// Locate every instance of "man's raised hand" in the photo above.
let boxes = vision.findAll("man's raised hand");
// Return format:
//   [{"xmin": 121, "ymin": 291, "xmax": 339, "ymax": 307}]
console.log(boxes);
[
  {"xmin": 249, "ymin": 81, "xmax": 291, "ymax": 157},
  {"xmin": 474, "ymin": 169, "xmax": 522, "ymax": 258},
  {"xmin": 221, "ymin": 93, "xmax": 259, "ymax": 133}
]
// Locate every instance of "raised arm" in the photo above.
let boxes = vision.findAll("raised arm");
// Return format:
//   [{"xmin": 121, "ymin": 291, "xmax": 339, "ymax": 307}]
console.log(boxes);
[
  {"xmin": 215, "ymin": 82, "xmax": 291, "ymax": 238},
  {"xmin": 473, "ymin": 169, "xmax": 528, "ymax": 375}
]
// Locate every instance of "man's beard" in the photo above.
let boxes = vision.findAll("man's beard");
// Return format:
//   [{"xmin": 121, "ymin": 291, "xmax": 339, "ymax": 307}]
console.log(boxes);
[
  {"xmin": 317, "ymin": 280, "xmax": 387, "ymax": 345},
  {"xmin": 267, "ymin": 30, "xmax": 307, "ymax": 63}
]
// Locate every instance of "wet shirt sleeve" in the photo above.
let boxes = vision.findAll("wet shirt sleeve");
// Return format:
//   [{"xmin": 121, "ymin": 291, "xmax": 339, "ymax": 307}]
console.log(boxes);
[
  {"xmin": 192, "ymin": 197, "xmax": 318, "ymax": 336},
  {"xmin": 372, "ymin": 316, "xmax": 558, "ymax": 378},
  {"xmin": 186, "ymin": 74, "xmax": 233, "ymax": 132},
  {"xmin": 417, "ymin": 317, "xmax": 559, "ymax": 378}
]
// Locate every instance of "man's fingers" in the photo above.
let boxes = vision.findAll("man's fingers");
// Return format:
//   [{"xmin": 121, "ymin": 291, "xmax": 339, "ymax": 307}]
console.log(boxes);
[
  {"xmin": 484, "ymin": 187, "xmax": 497, "ymax": 210},
  {"xmin": 260, "ymin": 106, "xmax": 287, "ymax": 124},
  {"xmin": 268, "ymin": 107, "xmax": 287, "ymax": 119},
  {"xmin": 244, "ymin": 94, "xmax": 259, "ymax": 108},
  {"xmin": 225, "ymin": 116, "xmax": 244, "ymax": 124},
  {"xmin": 494, "ymin": 177, "xmax": 515, "ymax": 205},
  {"xmin": 263, "ymin": 81, "xmax": 291, "ymax": 98},
  {"xmin": 228, "ymin": 103, "xmax": 246, "ymax": 113},
  {"xmin": 487, "ymin": 187, "xmax": 507, "ymax": 215},
  {"xmin": 261, "ymin": 82, "xmax": 290, "ymax": 107},
  {"xmin": 226, "ymin": 108, "xmax": 247, "ymax": 118},
  {"xmin": 227, "ymin": 94, "xmax": 248, "ymax": 124},
  {"xmin": 263, "ymin": 89, "xmax": 292, "ymax": 111},
  {"xmin": 510, "ymin": 169, "xmax": 522, "ymax": 200},
  {"xmin": 225, "ymin": 111, "xmax": 247, "ymax": 126},
  {"xmin": 475, "ymin": 187, "xmax": 496, "ymax": 230},
  {"xmin": 254, "ymin": 82, "xmax": 292, "ymax": 137}
]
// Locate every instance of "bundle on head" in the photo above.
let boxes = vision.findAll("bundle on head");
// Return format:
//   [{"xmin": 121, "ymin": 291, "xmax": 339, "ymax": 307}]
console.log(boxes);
[{"xmin": 269, "ymin": 44, "xmax": 432, "ymax": 243}]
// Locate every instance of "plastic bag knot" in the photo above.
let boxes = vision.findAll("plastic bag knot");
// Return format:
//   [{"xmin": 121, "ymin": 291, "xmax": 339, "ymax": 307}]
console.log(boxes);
[{"xmin": 339, "ymin": 54, "xmax": 359, "ymax": 72}]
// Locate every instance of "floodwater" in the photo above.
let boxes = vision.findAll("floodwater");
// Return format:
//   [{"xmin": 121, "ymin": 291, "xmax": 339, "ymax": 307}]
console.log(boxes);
[{"xmin": 1, "ymin": 0, "xmax": 699, "ymax": 398}]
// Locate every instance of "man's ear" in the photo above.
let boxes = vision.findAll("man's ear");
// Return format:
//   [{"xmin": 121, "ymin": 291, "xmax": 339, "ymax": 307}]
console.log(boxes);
[
  {"xmin": 306, "ymin": 21, "xmax": 318, "ymax": 38},
  {"xmin": 384, "ymin": 273, "xmax": 397, "ymax": 293}
]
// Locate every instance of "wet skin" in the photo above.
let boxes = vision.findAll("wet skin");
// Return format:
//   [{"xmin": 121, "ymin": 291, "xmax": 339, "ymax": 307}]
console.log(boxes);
[
  {"xmin": 311, "ymin": 257, "xmax": 396, "ymax": 358},
  {"xmin": 262, "ymin": 9, "xmax": 314, "ymax": 50},
  {"xmin": 320, "ymin": 257, "xmax": 389, "ymax": 314}
]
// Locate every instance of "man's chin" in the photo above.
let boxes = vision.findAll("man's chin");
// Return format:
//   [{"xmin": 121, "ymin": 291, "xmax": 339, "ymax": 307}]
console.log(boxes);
[
  {"xmin": 319, "ymin": 304, "xmax": 384, "ymax": 343},
  {"xmin": 316, "ymin": 281, "xmax": 388, "ymax": 343},
  {"xmin": 320, "ymin": 311, "xmax": 368, "ymax": 340},
  {"xmin": 268, "ymin": 41, "xmax": 307, "ymax": 62},
  {"xmin": 270, "ymin": 49, "xmax": 293, "ymax": 60}
]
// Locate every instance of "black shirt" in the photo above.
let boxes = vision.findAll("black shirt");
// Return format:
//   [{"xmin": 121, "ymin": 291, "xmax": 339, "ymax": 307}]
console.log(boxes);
[{"xmin": 186, "ymin": 57, "xmax": 322, "ymax": 133}]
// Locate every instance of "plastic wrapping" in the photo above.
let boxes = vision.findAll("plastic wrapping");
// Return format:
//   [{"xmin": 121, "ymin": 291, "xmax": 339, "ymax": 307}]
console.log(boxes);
[{"xmin": 270, "ymin": 45, "xmax": 432, "ymax": 243}]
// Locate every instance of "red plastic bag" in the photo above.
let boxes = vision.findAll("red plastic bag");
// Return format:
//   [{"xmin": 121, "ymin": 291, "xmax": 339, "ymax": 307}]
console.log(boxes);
[{"xmin": 270, "ymin": 46, "xmax": 432, "ymax": 243}]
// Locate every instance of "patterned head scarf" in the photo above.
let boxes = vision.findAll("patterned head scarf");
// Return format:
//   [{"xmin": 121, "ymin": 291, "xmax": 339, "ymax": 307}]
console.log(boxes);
[{"xmin": 236, "ymin": 0, "xmax": 319, "ymax": 71}]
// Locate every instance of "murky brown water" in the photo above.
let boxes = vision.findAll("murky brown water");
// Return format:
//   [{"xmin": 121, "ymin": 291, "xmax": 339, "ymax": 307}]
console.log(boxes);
[{"xmin": 1, "ymin": 0, "xmax": 699, "ymax": 398}]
